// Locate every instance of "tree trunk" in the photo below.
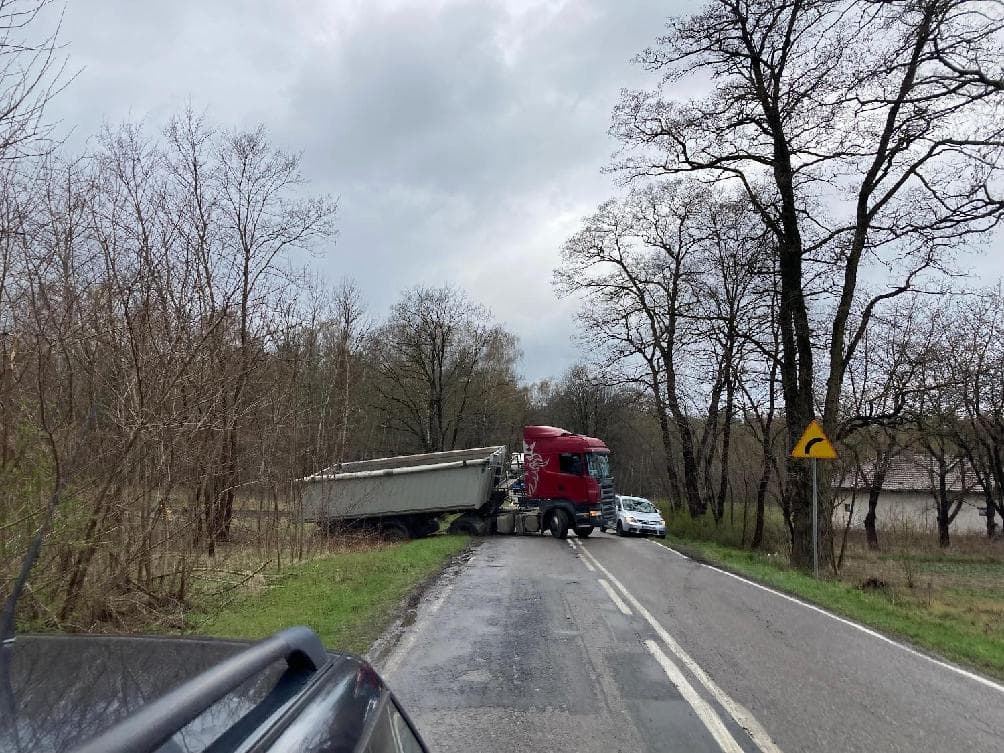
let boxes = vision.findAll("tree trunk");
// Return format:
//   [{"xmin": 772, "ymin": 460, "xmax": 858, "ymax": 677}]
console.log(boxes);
[
  {"xmin": 777, "ymin": 242, "xmax": 821, "ymax": 567},
  {"xmin": 751, "ymin": 446, "xmax": 771, "ymax": 550},
  {"xmin": 787, "ymin": 458, "xmax": 822, "ymax": 568},
  {"xmin": 937, "ymin": 513, "xmax": 950, "ymax": 548},
  {"xmin": 864, "ymin": 462, "xmax": 888, "ymax": 550},
  {"xmin": 864, "ymin": 489, "xmax": 880, "ymax": 550},
  {"xmin": 937, "ymin": 470, "xmax": 950, "ymax": 548},
  {"xmin": 714, "ymin": 373, "xmax": 736, "ymax": 523},
  {"xmin": 647, "ymin": 366, "xmax": 684, "ymax": 509}
]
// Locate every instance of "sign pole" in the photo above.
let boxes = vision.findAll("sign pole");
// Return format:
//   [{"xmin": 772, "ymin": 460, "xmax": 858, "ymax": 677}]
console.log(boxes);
[
  {"xmin": 790, "ymin": 418, "xmax": 836, "ymax": 580},
  {"xmin": 812, "ymin": 457, "xmax": 818, "ymax": 579}
]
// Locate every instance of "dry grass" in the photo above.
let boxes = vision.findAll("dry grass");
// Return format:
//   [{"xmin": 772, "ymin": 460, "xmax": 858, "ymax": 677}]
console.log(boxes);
[
  {"xmin": 12, "ymin": 495, "xmax": 394, "ymax": 636},
  {"xmin": 835, "ymin": 531, "xmax": 1004, "ymax": 643}
]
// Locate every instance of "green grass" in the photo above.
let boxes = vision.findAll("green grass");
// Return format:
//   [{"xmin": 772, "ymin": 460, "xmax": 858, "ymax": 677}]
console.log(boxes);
[
  {"xmin": 655, "ymin": 500, "xmax": 791, "ymax": 555},
  {"xmin": 658, "ymin": 535, "xmax": 1004, "ymax": 679},
  {"xmin": 193, "ymin": 535, "xmax": 469, "ymax": 653}
]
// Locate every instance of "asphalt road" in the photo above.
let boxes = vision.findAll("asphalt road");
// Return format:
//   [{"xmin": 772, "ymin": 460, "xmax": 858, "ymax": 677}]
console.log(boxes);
[{"xmin": 377, "ymin": 533, "xmax": 1004, "ymax": 753}]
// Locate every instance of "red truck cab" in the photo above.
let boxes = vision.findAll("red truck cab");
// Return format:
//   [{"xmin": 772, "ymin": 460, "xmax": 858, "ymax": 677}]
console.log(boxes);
[{"xmin": 521, "ymin": 425, "xmax": 616, "ymax": 537}]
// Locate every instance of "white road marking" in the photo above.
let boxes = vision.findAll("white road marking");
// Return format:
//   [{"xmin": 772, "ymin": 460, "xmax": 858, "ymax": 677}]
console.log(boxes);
[
  {"xmin": 578, "ymin": 543, "xmax": 783, "ymax": 753},
  {"xmin": 649, "ymin": 540, "xmax": 1004, "ymax": 695},
  {"xmin": 645, "ymin": 640, "xmax": 745, "ymax": 753},
  {"xmin": 582, "ymin": 558, "xmax": 596, "ymax": 572},
  {"xmin": 598, "ymin": 578, "xmax": 633, "ymax": 615},
  {"xmin": 566, "ymin": 538, "xmax": 578, "ymax": 549}
]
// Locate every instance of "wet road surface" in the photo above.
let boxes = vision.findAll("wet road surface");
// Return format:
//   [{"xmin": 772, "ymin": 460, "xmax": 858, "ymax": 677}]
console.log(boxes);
[{"xmin": 377, "ymin": 533, "xmax": 1004, "ymax": 753}]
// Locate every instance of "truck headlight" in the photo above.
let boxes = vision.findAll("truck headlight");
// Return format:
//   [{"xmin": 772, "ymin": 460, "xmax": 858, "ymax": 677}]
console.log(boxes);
[{"xmin": 589, "ymin": 510, "xmax": 601, "ymax": 517}]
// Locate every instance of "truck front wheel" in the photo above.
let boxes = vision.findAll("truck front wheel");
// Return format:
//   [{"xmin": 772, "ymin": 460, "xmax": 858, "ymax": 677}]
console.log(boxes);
[
  {"xmin": 574, "ymin": 526, "xmax": 593, "ymax": 538},
  {"xmin": 548, "ymin": 510, "xmax": 570, "ymax": 539}
]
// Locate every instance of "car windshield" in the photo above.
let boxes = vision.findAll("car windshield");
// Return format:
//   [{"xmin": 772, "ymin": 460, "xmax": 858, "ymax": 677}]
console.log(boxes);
[
  {"xmin": 622, "ymin": 498, "xmax": 657, "ymax": 513},
  {"xmin": 586, "ymin": 452, "xmax": 611, "ymax": 479}
]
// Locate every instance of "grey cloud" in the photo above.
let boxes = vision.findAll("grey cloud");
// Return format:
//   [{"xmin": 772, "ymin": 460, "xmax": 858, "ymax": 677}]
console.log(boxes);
[
  {"xmin": 48, "ymin": 0, "xmax": 682, "ymax": 380},
  {"xmin": 42, "ymin": 0, "xmax": 1004, "ymax": 381}
]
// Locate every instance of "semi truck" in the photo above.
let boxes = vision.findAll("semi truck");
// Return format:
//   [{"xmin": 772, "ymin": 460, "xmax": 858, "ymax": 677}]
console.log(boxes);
[{"xmin": 301, "ymin": 425, "xmax": 617, "ymax": 540}]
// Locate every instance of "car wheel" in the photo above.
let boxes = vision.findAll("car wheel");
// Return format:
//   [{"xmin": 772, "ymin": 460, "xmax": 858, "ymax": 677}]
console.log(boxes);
[
  {"xmin": 616, "ymin": 521, "xmax": 626, "ymax": 537},
  {"xmin": 549, "ymin": 510, "xmax": 570, "ymax": 539},
  {"xmin": 574, "ymin": 526, "xmax": 593, "ymax": 538}
]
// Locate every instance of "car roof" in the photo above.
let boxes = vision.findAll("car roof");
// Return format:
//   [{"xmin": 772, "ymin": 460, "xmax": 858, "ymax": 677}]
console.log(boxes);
[{"xmin": 0, "ymin": 632, "xmax": 370, "ymax": 753}]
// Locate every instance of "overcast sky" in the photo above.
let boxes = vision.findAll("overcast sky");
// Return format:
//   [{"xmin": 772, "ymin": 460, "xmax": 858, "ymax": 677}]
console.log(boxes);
[{"xmin": 49, "ymin": 0, "xmax": 1004, "ymax": 382}]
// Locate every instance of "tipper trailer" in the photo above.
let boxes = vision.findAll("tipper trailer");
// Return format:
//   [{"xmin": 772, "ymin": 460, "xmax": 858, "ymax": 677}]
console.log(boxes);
[{"xmin": 301, "ymin": 426, "xmax": 617, "ymax": 540}]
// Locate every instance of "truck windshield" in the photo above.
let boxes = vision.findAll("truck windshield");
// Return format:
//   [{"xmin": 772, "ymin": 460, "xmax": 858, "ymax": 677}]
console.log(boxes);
[{"xmin": 586, "ymin": 452, "xmax": 611, "ymax": 479}]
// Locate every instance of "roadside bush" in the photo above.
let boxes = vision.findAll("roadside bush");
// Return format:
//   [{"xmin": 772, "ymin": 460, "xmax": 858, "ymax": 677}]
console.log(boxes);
[{"xmin": 656, "ymin": 499, "xmax": 789, "ymax": 556}]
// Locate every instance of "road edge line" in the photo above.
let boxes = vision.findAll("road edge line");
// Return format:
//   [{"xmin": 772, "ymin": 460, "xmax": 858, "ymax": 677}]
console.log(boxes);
[
  {"xmin": 649, "ymin": 540, "xmax": 1004, "ymax": 695},
  {"xmin": 579, "ymin": 543, "xmax": 784, "ymax": 753}
]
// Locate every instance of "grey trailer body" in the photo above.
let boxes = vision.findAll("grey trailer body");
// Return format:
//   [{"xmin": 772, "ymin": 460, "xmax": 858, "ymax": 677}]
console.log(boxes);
[{"xmin": 301, "ymin": 446, "xmax": 508, "ymax": 527}]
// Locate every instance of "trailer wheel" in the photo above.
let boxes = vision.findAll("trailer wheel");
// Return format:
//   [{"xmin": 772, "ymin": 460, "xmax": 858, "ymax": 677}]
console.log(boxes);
[
  {"xmin": 380, "ymin": 520, "xmax": 410, "ymax": 540},
  {"xmin": 448, "ymin": 514, "xmax": 487, "ymax": 536},
  {"xmin": 574, "ymin": 526, "xmax": 593, "ymax": 538},
  {"xmin": 548, "ymin": 510, "xmax": 570, "ymax": 539}
]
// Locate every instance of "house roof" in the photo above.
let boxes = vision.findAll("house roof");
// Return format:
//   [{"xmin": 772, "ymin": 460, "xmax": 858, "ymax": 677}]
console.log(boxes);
[{"xmin": 836, "ymin": 453, "xmax": 980, "ymax": 493}]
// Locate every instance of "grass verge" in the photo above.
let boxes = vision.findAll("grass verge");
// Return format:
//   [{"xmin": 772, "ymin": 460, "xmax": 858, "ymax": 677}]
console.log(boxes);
[
  {"xmin": 658, "ymin": 535, "xmax": 1004, "ymax": 680},
  {"xmin": 193, "ymin": 535, "xmax": 469, "ymax": 653}
]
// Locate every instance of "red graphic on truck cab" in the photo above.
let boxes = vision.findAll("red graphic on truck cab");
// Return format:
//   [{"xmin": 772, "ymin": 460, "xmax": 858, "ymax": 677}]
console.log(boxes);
[{"xmin": 522, "ymin": 441, "xmax": 547, "ymax": 496}]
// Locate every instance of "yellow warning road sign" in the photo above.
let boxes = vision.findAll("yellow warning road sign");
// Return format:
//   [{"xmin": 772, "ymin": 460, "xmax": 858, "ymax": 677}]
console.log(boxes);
[{"xmin": 790, "ymin": 419, "xmax": 838, "ymax": 460}]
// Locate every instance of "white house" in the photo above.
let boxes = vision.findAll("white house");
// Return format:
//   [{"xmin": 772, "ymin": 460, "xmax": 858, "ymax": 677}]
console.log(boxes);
[{"xmin": 832, "ymin": 454, "xmax": 990, "ymax": 535}]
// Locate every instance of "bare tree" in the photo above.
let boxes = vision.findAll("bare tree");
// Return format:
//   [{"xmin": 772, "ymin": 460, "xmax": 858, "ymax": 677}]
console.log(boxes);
[
  {"xmin": 1, "ymin": 113, "xmax": 339, "ymax": 632},
  {"xmin": 370, "ymin": 285, "xmax": 519, "ymax": 453},
  {"xmin": 205, "ymin": 124, "xmax": 337, "ymax": 544},
  {"xmin": 558, "ymin": 181, "xmax": 714, "ymax": 516},
  {"xmin": 947, "ymin": 288, "xmax": 1004, "ymax": 538},
  {"xmin": 611, "ymin": 0, "xmax": 1004, "ymax": 568},
  {"xmin": 0, "ymin": 0, "xmax": 72, "ymax": 161},
  {"xmin": 838, "ymin": 295, "xmax": 943, "ymax": 548},
  {"xmin": 559, "ymin": 180, "xmax": 770, "ymax": 521}
]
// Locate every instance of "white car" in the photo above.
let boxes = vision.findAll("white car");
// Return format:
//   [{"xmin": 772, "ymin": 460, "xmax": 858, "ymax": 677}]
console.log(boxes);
[{"xmin": 610, "ymin": 495, "xmax": 666, "ymax": 538}]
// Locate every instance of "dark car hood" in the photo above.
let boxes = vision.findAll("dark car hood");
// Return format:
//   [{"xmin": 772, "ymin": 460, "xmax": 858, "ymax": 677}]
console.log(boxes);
[{"xmin": 0, "ymin": 634, "xmax": 292, "ymax": 753}]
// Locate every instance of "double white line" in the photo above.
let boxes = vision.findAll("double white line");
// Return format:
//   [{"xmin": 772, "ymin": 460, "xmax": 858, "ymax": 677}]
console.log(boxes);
[{"xmin": 575, "ymin": 540, "xmax": 782, "ymax": 753}]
